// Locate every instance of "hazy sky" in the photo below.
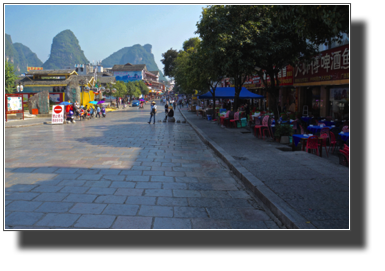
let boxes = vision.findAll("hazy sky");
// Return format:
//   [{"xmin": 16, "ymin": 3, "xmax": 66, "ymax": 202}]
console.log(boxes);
[{"xmin": 5, "ymin": 4, "xmax": 207, "ymax": 73}]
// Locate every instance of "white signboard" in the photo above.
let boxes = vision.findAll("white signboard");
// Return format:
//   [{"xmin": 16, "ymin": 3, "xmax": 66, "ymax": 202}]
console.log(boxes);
[
  {"xmin": 52, "ymin": 105, "xmax": 64, "ymax": 124},
  {"xmin": 7, "ymin": 96, "xmax": 23, "ymax": 111}
]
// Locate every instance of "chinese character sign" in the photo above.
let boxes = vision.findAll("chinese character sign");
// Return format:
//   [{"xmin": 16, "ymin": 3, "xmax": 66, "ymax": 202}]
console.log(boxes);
[
  {"xmin": 294, "ymin": 44, "xmax": 349, "ymax": 84},
  {"xmin": 52, "ymin": 105, "xmax": 64, "ymax": 124},
  {"xmin": 27, "ymin": 67, "xmax": 43, "ymax": 71}
]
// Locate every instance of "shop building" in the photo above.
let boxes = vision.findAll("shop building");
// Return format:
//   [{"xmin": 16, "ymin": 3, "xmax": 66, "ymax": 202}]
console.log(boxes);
[
  {"xmin": 16, "ymin": 69, "xmax": 97, "ymax": 106},
  {"xmin": 292, "ymin": 43, "xmax": 349, "ymax": 119}
]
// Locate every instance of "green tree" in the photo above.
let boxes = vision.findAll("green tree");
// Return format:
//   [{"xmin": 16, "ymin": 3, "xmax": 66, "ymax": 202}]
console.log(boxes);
[
  {"xmin": 251, "ymin": 19, "xmax": 318, "ymax": 121},
  {"xmin": 173, "ymin": 50, "xmax": 194, "ymax": 95},
  {"xmin": 196, "ymin": 5, "xmax": 261, "ymax": 111},
  {"xmin": 134, "ymin": 80, "xmax": 150, "ymax": 96},
  {"xmin": 112, "ymin": 81, "xmax": 127, "ymax": 98},
  {"xmin": 126, "ymin": 81, "xmax": 141, "ymax": 100},
  {"xmin": 161, "ymin": 48, "xmax": 179, "ymax": 78},
  {"xmin": 183, "ymin": 37, "xmax": 201, "ymax": 52},
  {"xmin": 5, "ymin": 60, "xmax": 18, "ymax": 94},
  {"xmin": 272, "ymin": 5, "xmax": 349, "ymax": 45},
  {"xmin": 189, "ymin": 43, "xmax": 224, "ymax": 110}
]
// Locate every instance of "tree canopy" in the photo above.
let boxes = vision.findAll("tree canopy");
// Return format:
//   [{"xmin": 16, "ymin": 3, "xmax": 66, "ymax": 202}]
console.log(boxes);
[
  {"xmin": 272, "ymin": 5, "xmax": 349, "ymax": 45},
  {"xmin": 161, "ymin": 48, "xmax": 179, "ymax": 78}
]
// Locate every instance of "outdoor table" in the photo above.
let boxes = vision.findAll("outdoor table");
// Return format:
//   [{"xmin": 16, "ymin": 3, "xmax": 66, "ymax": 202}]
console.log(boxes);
[
  {"xmin": 301, "ymin": 117, "xmax": 313, "ymax": 124},
  {"xmin": 319, "ymin": 120, "xmax": 336, "ymax": 126},
  {"xmin": 339, "ymin": 132, "xmax": 349, "ymax": 142},
  {"xmin": 307, "ymin": 125, "xmax": 332, "ymax": 134},
  {"xmin": 292, "ymin": 134, "xmax": 324, "ymax": 157},
  {"xmin": 272, "ymin": 120, "xmax": 294, "ymax": 125}
]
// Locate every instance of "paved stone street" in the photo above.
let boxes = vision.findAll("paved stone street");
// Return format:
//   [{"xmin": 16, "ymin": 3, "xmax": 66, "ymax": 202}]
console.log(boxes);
[
  {"xmin": 180, "ymin": 107, "xmax": 349, "ymax": 229},
  {"xmin": 5, "ymin": 102, "xmax": 280, "ymax": 229}
]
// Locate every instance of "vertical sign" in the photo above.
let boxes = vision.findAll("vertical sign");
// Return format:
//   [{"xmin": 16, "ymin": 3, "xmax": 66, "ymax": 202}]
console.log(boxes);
[{"xmin": 52, "ymin": 105, "xmax": 64, "ymax": 124}]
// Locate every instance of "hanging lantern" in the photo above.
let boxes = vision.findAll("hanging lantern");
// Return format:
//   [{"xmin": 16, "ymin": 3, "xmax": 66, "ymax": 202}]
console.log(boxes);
[{"xmin": 112, "ymin": 88, "xmax": 117, "ymax": 93}]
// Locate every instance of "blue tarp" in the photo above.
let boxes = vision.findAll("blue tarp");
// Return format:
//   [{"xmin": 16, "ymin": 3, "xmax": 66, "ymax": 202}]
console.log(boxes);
[{"xmin": 197, "ymin": 87, "xmax": 264, "ymax": 99}]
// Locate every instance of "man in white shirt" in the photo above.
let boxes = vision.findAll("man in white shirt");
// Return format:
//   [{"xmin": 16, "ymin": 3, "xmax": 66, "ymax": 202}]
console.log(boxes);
[{"xmin": 148, "ymin": 101, "xmax": 157, "ymax": 124}]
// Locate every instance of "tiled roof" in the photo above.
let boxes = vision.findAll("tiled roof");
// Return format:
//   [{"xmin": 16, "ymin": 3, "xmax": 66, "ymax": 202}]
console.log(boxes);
[
  {"xmin": 26, "ymin": 69, "xmax": 76, "ymax": 75},
  {"xmin": 111, "ymin": 63, "xmax": 147, "ymax": 72},
  {"xmin": 19, "ymin": 75, "xmax": 93, "ymax": 86},
  {"xmin": 149, "ymin": 71, "xmax": 159, "ymax": 76}
]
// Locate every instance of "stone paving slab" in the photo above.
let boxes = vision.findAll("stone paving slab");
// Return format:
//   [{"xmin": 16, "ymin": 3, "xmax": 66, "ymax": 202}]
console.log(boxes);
[{"xmin": 4, "ymin": 102, "xmax": 280, "ymax": 229}]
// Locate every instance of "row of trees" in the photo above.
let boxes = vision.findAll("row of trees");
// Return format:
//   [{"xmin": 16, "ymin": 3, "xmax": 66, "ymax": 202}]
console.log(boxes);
[
  {"xmin": 105, "ymin": 80, "xmax": 150, "ymax": 100},
  {"xmin": 161, "ymin": 5, "xmax": 349, "ymax": 121}
]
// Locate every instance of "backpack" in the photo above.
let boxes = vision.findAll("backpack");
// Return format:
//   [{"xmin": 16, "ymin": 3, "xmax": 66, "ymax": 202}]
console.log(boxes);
[{"xmin": 151, "ymin": 106, "xmax": 156, "ymax": 114}]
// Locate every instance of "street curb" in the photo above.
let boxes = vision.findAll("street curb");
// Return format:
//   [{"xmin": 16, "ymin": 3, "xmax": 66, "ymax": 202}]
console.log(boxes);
[
  {"xmin": 179, "ymin": 108, "xmax": 315, "ymax": 229},
  {"xmin": 5, "ymin": 122, "xmax": 44, "ymax": 128}
]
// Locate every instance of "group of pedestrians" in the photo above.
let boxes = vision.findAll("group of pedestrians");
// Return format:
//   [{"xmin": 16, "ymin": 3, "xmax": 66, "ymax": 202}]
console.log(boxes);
[
  {"xmin": 65, "ymin": 100, "xmax": 106, "ymax": 123},
  {"xmin": 147, "ymin": 100, "xmax": 175, "ymax": 124},
  {"xmin": 116, "ymin": 97, "xmax": 129, "ymax": 109}
]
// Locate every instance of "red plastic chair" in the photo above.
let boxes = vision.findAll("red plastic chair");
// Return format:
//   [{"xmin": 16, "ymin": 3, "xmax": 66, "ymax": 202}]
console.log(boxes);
[
  {"xmin": 306, "ymin": 135, "xmax": 320, "ymax": 156},
  {"xmin": 219, "ymin": 111, "xmax": 228, "ymax": 126},
  {"xmin": 339, "ymin": 144, "xmax": 349, "ymax": 167},
  {"xmin": 320, "ymin": 127, "xmax": 330, "ymax": 143},
  {"xmin": 329, "ymin": 131, "xmax": 337, "ymax": 154},
  {"xmin": 262, "ymin": 118, "xmax": 273, "ymax": 139},
  {"xmin": 319, "ymin": 133, "xmax": 329, "ymax": 157},
  {"xmin": 254, "ymin": 115, "xmax": 269, "ymax": 138},
  {"xmin": 344, "ymin": 144, "xmax": 349, "ymax": 151},
  {"xmin": 342, "ymin": 125, "xmax": 349, "ymax": 133},
  {"xmin": 230, "ymin": 112, "xmax": 239, "ymax": 128}
]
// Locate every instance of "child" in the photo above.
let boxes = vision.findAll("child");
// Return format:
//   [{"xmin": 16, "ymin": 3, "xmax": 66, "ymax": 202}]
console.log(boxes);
[{"xmin": 101, "ymin": 106, "xmax": 106, "ymax": 117}]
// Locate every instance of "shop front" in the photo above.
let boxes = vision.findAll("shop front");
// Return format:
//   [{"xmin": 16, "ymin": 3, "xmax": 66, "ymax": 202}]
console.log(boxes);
[{"xmin": 293, "ymin": 44, "xmax": 349, "ymax": 118}]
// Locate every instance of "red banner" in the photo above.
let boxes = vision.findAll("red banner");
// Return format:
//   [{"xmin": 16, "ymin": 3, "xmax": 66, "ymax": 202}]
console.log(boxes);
[
  {"xmin": 27, "ymin": 67, "xmax": 43, "ymax": 71},
  {"xmin": 293, "ymin": 44, "xmax": 349, "ymax": 84}
]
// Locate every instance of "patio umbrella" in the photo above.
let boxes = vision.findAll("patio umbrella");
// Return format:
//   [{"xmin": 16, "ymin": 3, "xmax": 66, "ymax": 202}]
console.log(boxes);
[
  {"xmin": 97, "ymin": 100, "xmax": 105, "ymax": 104},
  {"xmin": 139, "ymin": 99, "xmax": 145, "ymax": 101},
  {"xmin": 88, "ymin": 101, "xmax": 98, "ymax": 105},
  {"xmin": 59, "ymin": 101, "xmax": 72, "ymax": 105}
]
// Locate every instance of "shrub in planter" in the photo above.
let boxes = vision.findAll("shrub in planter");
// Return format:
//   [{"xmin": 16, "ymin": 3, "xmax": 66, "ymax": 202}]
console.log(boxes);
[{"xmin": 274, "ymin": 124, "xmax": 293, "ymax": 144}]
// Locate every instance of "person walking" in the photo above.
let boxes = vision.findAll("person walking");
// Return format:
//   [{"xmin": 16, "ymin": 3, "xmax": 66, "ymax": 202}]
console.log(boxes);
[
  {"xmin": 167, "ymin": 106, "xmax": 174, "ymax": 120},
  {"xmin": 148, "ymin": 101, "xmax": 157, "ymax": 124},
  {"xmin": 164, "ymin": 101, "xmax": 169, "ymax": 121},
  {"xmin": 96, "ymin": 106, "xmax": 101, "ymax": 118},
  {"xmin": 73, "ymin": 101, "xmax": 80, "ymax": 119}
]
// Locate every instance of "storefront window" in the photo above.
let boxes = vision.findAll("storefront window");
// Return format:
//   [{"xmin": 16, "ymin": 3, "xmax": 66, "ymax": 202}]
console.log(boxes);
[
  {"xmin": 329, "ymin": 86, "xmax": 349, "ymax": 119},
  {"xmin": 311, "ymin": 87, "xmax": 321, "ymax": 117}
]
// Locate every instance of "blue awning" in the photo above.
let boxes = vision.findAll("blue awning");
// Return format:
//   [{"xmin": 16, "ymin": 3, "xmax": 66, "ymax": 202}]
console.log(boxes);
[{"xmin": 197, "ymin": 87, "xmax": 264, "ymax": 99}]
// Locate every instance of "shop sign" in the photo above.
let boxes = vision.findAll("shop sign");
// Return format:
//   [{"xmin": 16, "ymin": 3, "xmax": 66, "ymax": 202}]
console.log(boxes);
[
  {"xmin": 294, "ymin": 44, "xmax": 349, "ymax": 84},
  {"xmin": 277, "ymin": 65, "xmax": 294, "ymax": 86},
  {"xmin": 27, "ymin": 67, "xmax": 43, "ymax": 71},
  {"xmin": 52, "ymin": 105, "xmax": 64, "ymax": 124}
]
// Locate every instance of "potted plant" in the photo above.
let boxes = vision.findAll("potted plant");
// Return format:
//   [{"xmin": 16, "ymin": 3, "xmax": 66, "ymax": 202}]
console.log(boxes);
[{"xmin": 274, "ymin": 123, "xmax": 293, "ymax": 144}]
